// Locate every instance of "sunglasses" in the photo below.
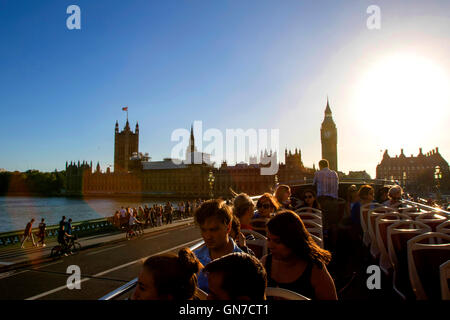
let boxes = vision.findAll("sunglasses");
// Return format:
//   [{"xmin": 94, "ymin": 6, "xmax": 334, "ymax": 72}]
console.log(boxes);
[{"xmin": 259, "ymin": 203, "xmax": 273, "ymax": 209}]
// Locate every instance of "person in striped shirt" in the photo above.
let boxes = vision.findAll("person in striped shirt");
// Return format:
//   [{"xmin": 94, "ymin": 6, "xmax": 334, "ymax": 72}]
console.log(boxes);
[{"xmin": 313, "ymin": 159, "xmax": 339, "ymax": 252}]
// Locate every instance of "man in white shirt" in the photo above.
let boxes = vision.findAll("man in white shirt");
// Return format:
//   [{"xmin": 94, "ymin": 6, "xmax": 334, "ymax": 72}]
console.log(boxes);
[
  {"xmin": 128, "ymin": 212, "xmax": 142, "ymax": 234},
  {"xmin": 313, "ymin": 159, "xmax": 339, "ymax": 252}
]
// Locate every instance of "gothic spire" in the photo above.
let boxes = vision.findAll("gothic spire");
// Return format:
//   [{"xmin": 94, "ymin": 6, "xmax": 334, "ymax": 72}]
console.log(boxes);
[{"xmin": 325, "ymin": 97, "xmax": 332, "ymax": 116}]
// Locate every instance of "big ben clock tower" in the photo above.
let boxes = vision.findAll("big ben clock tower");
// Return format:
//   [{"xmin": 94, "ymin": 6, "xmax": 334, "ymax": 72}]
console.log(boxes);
[{"xmin": 321, "ymin": 98, "xmax": 338, "ymax": 171}]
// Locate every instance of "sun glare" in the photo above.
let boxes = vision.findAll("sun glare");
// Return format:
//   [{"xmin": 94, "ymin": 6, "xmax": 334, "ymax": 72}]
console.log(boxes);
[{"xmin": 353, "ymin": 52, "xmax": 450, "ymax": 147}]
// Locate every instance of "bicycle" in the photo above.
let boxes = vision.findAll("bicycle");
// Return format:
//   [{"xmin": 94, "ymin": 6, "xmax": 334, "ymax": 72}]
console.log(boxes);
[
  {"xmin": 125, "ymin": 224, "xmax": 143, "ymax": 240},
  {"xmin": 50, "ymin": 235, "xmax": 82, "ymax": 258}
]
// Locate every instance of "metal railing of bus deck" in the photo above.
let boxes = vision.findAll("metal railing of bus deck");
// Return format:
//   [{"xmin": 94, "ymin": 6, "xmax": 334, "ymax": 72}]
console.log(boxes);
[
  {"xmin": 98, "ymin": 239, "xmax": 205, "ymax": 300},
  {"xmin": 402, "ymin": 199, "xmax": 450, "ymax": 217}
]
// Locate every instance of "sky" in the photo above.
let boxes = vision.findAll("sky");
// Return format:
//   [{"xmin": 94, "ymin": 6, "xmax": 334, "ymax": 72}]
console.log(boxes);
[{"xmin": 0, "ymin": 0, "xmax": 449, "ymax": 178}]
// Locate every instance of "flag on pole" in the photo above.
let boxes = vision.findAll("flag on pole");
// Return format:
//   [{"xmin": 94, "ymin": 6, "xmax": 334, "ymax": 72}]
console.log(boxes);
[{"xmin": 122, "ymin": 107, "xmax": 128, "ymax": 111}]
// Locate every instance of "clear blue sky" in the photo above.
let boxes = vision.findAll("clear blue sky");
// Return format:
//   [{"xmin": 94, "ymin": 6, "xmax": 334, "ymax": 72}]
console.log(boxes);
[{"xmin": 1, "ymin": 0, "xmax": 449, "ymax": 178}]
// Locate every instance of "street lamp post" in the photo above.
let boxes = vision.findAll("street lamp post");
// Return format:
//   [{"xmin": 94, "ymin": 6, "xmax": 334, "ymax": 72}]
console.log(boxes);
[
  {"xmin": 208, "ymin": 170, "xmax": 215, "ymax": 199},
  {"xmin": 434, "ymin": 166, "xmax": 442, "ymax": 200},
  {"xmin": 272, "ymin": 174, "xmax": 278, "ymax": 193}
]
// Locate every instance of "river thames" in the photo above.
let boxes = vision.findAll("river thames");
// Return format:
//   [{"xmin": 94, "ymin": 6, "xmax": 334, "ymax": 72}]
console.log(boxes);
[{"xmin": 0, "ymin": 196, "xmax": 180, "ymax": 233}]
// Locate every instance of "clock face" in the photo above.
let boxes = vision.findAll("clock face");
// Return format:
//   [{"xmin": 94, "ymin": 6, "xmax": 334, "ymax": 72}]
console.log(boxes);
[{"xmin": 324, "ymin": 131, "xmax": 331, "ymax": 138}]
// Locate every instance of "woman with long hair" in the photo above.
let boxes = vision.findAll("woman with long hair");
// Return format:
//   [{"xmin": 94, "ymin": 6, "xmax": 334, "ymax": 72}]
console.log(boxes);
[
  {"xmin": 233, "ymin": 193, "xmax": 255, "ymax": 230},
  {"xmin": 261, "ymin": 210, "xmax": 337, "ymax": 300},
  {"xmin": 254, "ymin": 193, "xmax": 279, "ymax": 218},
  {"xmin": 300, "ymin": 189, "xmax": 321, "ymax": 212},
  {"xmin": 251, "ymin": 193, "xmax": 279, "ymax": 236},
  {"xmin": 273, "ymin": 185, "xmax": 292, "ymax": 210},
  {"xmin": 132, "ymin": 248, "xmax": 202, "ymax": 300}
]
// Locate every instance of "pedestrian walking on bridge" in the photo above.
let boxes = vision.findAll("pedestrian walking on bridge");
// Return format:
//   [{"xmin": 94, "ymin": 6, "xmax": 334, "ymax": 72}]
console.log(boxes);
[
  {"xmin": 37, "ymin": 218, "xmax": 46, "ymax": 247},
  {"xmin": 20, "ymin": 218, "xmax": 36, "ymax": 248}
]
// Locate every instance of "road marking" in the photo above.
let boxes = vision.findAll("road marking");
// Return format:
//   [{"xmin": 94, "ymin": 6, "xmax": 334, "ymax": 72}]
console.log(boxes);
[
  {"xmin": 32, "ymin": 261, "xmax": 64, "ymax": 269},
  {"xmin": 0, "ymin": 270, "xmax": 30, "ymax": 279},
  {"xmin": 144, "ymin": 233, "xmax": 169, "ymax": 240},
  {"xmin": 25, "ymin": 237, "xmax": 203, "ymax": 300},
  {"xmin": 86, "ymin": 244, "xmax": 126, "ymax": 256},
  {"xmin": 0, "ymin": 261, "xmax": 15, "ymax": 266}
]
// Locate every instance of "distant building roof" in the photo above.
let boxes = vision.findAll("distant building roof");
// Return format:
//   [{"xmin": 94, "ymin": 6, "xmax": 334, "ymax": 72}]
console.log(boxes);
[{"xmin": 142, "ymin": 159, "xmax": 187, "ymax": 170}]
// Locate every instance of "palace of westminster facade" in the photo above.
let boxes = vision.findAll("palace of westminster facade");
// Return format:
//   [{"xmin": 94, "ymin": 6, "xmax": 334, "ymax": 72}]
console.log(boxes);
[{"xmin": 66, "ymin": 100, "xmax": 339, "ymax": 198}]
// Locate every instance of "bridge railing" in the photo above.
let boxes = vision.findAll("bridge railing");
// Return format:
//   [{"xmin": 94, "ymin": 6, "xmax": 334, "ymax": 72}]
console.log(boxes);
[
  {"xmin": 0, "ymin": 217, "xmax": 117, "ymax": 247},
  {"xmin": 99, "ymin": 240, "xmax": 205, "ymax": 300},
  {"xmin": 0, "ymin": 208, "xmax": 194, "ymax": 247}
]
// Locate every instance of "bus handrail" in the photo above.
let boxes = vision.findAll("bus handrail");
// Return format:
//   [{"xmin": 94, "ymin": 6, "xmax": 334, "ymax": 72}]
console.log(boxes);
[
  {"xmin": 402, "ymin": 199, "xmax": 449, "ymax": 217},
  {"xmin": 98, "ymin": 239, "xmax": 205, "ymax": 300}
]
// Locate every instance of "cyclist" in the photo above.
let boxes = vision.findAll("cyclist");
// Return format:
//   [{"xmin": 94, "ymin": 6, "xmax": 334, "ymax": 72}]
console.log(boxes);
[
  {"xmin": 128, "ymin": 212, "xmax": 143, "ymax": 237},
  {"xmin": 64, "ymin": 218, "xmax": 75, "ymax": 254},
  {"xmin": 57, "ymin": 216, "xmax": 73, "ymax": 256}
]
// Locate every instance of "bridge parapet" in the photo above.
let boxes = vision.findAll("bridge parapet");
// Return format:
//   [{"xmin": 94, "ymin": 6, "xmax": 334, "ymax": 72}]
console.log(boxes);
[{"xmin": 0, "ymin": 217, "xmax": 116, "ymax": 247}]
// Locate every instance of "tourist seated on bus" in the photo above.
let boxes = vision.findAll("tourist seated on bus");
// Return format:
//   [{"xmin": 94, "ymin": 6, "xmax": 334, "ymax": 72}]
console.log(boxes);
[
  {"xmin": 274, "ymin": 185, "xmax": 293, "ymax": 210},
  {"xmin": 230, "ymin": 215, "xmax": 255, "ymax": 256},
  {"xmin": 254, "ymin": 193, "xmax": 278, "ymax": 219},
  {"xmin": 132, "ymin": 248, "xmax": 202, "ymax": 300},
  {"xmin": 350, "ymin": 185, "xmax": 375, "ymax": 233},
  {"xmin": 233, "ymin": 193, "xmax": 255, "ymax": 231},
  {"xmin": 346, "ymin": 185, "xmax": 359, "ymax": 217},
  {"xmin": 193, "ymin": 199, "xmax": 243, "ymax": 293},
  {"xmin": 261, "ymin": 210, "xmax": 337, "ymax": 300},
  {"xmin": 205, "ymin": 252, "xmax": 267, "ymax": 300},
  {"xmin": 383, "ymin": 185, "xmax": 404, "ymax": 208},
  {"xmin": 298, "ymin": 189, "xmax": 321, "ymax": 212},
  {"xmin": 376, "ymin": 186, "xmax": 390, "ymax": 204},
  {"xmin": 251, "ymin": 193, "xmax": 279, "ymax": 236}
]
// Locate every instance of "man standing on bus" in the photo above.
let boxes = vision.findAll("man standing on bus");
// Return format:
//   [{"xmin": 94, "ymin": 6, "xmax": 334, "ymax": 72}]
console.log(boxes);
[{"xmin": 313, "ymin": 159, "xmax": 339, "ymax": 252}]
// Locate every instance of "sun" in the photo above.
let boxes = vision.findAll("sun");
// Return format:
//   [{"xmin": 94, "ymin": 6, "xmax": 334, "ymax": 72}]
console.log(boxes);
[{"xmin": 352, "ymin": 52, "xmax": 450, "ymax": 147}]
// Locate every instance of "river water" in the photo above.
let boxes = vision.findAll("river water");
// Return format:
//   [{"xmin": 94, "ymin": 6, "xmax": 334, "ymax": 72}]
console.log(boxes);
[{"xmin": 0, "ymin": 196, "xmax": 180, "ymax": 233}]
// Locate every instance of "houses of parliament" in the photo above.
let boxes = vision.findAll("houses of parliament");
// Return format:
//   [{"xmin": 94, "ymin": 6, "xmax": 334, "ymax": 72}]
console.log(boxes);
[{"xmin": 65, "ymin": 100, "xmax": 339, "ymax": 198}]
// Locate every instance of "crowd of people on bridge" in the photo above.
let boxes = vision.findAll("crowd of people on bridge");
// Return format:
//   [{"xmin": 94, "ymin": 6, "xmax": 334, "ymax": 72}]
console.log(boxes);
[{"xmin": 111, "ymin": 200, "xmax": 204, "ymax": 233}]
